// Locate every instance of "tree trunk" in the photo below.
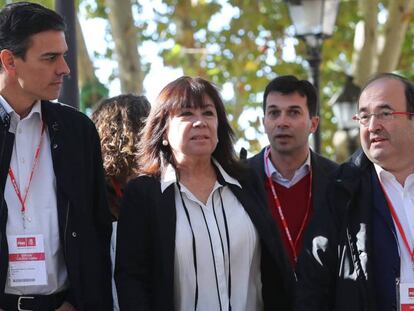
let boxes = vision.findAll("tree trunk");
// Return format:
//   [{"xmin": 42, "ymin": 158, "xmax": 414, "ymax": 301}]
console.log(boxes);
[
  {"xmin": 105, "ymin": 0, "xmax": 143, "ymax": 94},
  {"xmin": 76, "ymin": 16, "xmax": 109, "ymax": 111},
  {"xmin": 76, "ymin": 17, "xmax": 95, "ymax": 88},
  {"xmin": 352, "ymin": 0, "xmax": 378, "ymax": 86},
  {"xmin": 376, "ymin": 0, "xmax": 414, "ymax": 72}
]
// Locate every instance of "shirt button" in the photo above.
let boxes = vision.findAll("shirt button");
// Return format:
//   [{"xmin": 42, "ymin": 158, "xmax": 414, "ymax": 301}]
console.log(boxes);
[
  {"xmin": 53, "ymin": 144, "xmax": 58, "ymax": 149},
  {"xmin": 72, "ymin": 232, "xmax": 77, "ymax": 238},
  {"xmin": 18, "ymin": 128, "xmax": 22, "ymax": 134},
  {"xmin": 21, "ymin": 158, "xmax": 25, "ymax": 164}
]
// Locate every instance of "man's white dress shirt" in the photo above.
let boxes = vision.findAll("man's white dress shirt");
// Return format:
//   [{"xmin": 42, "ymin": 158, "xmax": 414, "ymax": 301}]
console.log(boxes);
[
  {"xmin": 375, "ymin": 164, "xmax": 414, "ymax": 283},
  {"xmin": 1, "ymin": 96, "xmax": 68, "ymax": 295}
]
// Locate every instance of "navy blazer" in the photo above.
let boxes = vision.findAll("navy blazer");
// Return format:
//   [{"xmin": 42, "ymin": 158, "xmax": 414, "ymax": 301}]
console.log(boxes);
[
  {"xmin": 295, "ymin": 150, "xmax": 401, "ymax": 311},
  {"xmin": 371, "ymin": 166, "xmax": 400, "ymax": 311},
  {"xmin": 115, "ymin": 167, "xmax": 294, "ymax": 311}
]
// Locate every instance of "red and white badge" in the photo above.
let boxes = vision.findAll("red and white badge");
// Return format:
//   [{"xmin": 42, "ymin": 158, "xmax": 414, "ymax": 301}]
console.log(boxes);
[
  {"xmin": 7, "ymin": 234, "xmax": 47, "ymax": 287},
  {"xmin": 399, "ymin": 282, "xmax": 414, "ymax": 311}
]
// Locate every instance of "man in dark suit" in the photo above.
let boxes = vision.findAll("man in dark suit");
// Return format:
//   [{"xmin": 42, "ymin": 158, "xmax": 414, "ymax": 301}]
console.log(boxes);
[
  {"xmin": 248, "ymin": 75, "xmax": 338, "ymax": 266},
  {"xmin": 296, "ymin": 73, "xmax": 414, "ymax": 311},
  {"xmin": 0, "ymin": 3, "xmax": 112, "ymax": 310}
]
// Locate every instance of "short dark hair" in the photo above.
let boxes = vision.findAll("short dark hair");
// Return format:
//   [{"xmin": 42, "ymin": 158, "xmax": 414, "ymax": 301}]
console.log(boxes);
[
  {"xmin": 360, "ymin": 72, "xmax": 414, "ymax": 114},
  {"xmin": 0, "ymin": 2, "xmax": 65, "ymax": 69},
  {"xmin": 263, "ymin": 75, "xmax": 318, "ymax": 116},
  {"xmin": 139, "ymin": 76, "xmax": 244, "ymax": 178}
]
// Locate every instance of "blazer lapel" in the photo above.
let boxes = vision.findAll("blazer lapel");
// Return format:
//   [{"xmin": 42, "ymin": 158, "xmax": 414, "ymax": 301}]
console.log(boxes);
[
  {"xmin": 228, "ymin": 183, "xmax": 283, "ymax": 266},
  {"xmin": 158, "ymin": 184, "xmax": 177, "ymax": 295},
  {"xmin": 370, "ymin": 169, "xmax": 397, "ymax": 237},
  {"xmin": 310, "ymin": 152, "xmax": 328, "ymax": 212},
  {"xmin": 41, "ymin": 101, "xmax": 75, "ymax": 199}
]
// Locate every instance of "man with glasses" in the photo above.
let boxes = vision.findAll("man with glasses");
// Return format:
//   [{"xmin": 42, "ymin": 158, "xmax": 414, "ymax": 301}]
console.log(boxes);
[{"xmin": 295, "ymin": 73, "xmax": 414, "ymax": 311}]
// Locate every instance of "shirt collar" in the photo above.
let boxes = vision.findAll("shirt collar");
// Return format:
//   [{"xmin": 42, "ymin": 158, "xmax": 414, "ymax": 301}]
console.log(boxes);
[
  {"xmin": 0, "ymin": 96, "xmax": 41, "ymax": 133},
  {"xmin": 374, "ymin": 163, "xmax": 414, "ymax": 187},
  {"xmin": 0, "ymin": 95, "xmax": 14, "ymax": 115},
  {"xmin": 374, "ymin": 163, "xmax": 392, "ymax": 183},
  {"xmin": 264, "ymin": 147, "xmax": 311, "ymax": 180},
  {"xmin": 160, "ymin": 158, "xmax": 241, "ymax": 193}
]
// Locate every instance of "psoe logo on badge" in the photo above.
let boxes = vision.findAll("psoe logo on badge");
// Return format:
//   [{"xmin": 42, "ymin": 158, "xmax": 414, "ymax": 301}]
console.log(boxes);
[
  {"xmin": 17, "ymin": 237, "xmax": 27, "ymax": 247},
  {"xmin": 26, "ymin": 237, "xmax": 36, "ymax": 247},
  {"xmin": 408, "ymin": 287, "xmax": 414, "ymax": 298}
]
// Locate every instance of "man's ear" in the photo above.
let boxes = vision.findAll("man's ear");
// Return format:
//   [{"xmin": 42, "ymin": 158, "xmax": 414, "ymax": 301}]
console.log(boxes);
[
  {"xmin": 0, "ymin": 49, "xmax": 17, "ymax": 74},
  {"xmin": 309, "ymin": 116, "xmax": 320, "ymax": 134}
]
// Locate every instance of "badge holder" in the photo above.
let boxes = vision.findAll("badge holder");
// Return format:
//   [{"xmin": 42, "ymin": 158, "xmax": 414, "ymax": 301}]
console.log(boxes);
[{"xmin": 397, "ymin": 278, "xmax": 414, "ymax": 311}]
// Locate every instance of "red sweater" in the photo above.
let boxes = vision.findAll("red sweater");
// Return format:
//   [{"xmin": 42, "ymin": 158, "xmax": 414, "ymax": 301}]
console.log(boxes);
[{"xmin": 265, "ymin": 173, "xmax": 312, "ymax": 266}]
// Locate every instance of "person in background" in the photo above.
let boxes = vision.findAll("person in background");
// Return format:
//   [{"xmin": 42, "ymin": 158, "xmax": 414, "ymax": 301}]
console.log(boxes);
[
  {"xmin": 115, "ymin": 76, "xmax": 294, "ymax": 311},
  {"xmin": 248, "ymin": 75, "xmax": 338, "ymax": 268},
  {"xmin": 0, "ymin": 2, "xmax": 112, "ymax": 310},
  {"xmin": 296, "ymin": 73, "xmax": 414, "ymax": 311},
  {"xmin": 92, "ymin": 94, "xmax": 150, "ymax": 219},
  {"xmin": 92, "ymin": 94, "xmax": 150, "ymax": 311}
]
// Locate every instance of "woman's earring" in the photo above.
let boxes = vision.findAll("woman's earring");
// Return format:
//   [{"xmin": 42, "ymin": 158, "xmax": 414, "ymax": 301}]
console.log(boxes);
[{"xmin": 162, "ymin": 139, "xmax": 169, "ymax": 146}]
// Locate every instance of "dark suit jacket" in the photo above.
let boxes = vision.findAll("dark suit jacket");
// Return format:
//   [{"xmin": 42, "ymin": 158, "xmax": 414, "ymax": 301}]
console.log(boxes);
[
  {"xmin": 295, "ymin": 150, "xmax": 400, "ymax": 311},
  {"xmin": 247, "ymin": 148, "xmax": 338, "ymax": 284},
  {"xmin": 248, "ymin": 147, "xmax": 339, "ymax": 220},
  {"xmin": 115, "ymin": 166, "xmax": 294, "ymax": 311}
]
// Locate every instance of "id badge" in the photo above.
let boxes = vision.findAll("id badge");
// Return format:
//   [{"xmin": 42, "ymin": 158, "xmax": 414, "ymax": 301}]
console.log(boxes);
[
  {"xmin": 398, "ymin": 281, "xmax": 414, "ymax": 311},
  {"xmin": 7, "ymin": 234, "xmax": 47, "ymax": 287}
]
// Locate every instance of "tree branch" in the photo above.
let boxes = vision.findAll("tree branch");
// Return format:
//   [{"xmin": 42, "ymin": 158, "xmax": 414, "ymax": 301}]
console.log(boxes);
[
  {"xmin": 377, "ymin": 0, "xmax": 414, "ymax": 72},
  {"xmin": 352, "ymin": 0, "xmax": 379, "ymax": 86}
]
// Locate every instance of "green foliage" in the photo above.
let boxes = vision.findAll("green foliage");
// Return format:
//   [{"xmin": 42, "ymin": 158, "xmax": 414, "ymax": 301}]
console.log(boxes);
[
  {"xmin": 80, "ymin": 78, "xmax": 109, "ymax": 112},
  {"xmin": 149, "ymin": 0, "xmax": 367, "ymax": 156},
  {"xmin": 80, "ymin": 0, "xmax": 414, "ymax": 157},
  {"xmin": 396, "ymin": 16, "xmax": 414, "ymax": 81},
  {"xmin": 0, "ymin": 0, "xmax": 53, "ymax": 7},
  {"xmin": 5, "ymin": 0, "xmax": 413, "ymax": 158},
  {"xmin": 83, "ymin": 0, "xmax": 107, "ymax": 18}
]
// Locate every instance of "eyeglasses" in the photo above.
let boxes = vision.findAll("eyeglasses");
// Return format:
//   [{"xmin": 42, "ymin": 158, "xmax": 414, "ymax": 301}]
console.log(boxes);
[{"xmin": 352, "ymin": 110, "xmax": 414, "ymax": 126}]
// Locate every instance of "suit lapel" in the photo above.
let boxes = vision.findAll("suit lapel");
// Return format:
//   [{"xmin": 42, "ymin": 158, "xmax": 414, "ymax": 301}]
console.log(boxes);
[
  {"xmin": 159, "ymin": 184, "xmax": 177, "ymax": 292},
  {"xmin": 228, "ymin": 182, "xmax": 281, "ymax": 265},
  {"xmin": 310, "ymin": 152, "xmax": 328, "ymax": 212},
  {"xmin": 41, "ymin": 101, "xmax": 77, "ymax": 200},
  {"xmin": 370, "ymin": 168, "xmax": 397, "ymax": 236}
]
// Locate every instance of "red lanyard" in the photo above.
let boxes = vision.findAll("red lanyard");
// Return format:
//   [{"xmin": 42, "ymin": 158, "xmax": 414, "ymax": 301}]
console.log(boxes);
[
  {"xmin": 264, "ymin": 147, "xmax": 312, "ymax": 263},
  {"xmin": 380, "ymin": 182, "xmax": 414, "ymax": 263},
  {"xmin": 8, "ymin": 122, "xmax": 46, "ymax": 215},
  {"xmin": 111, "ymin": 176, "xmax": 124, "ymax": 198}
]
